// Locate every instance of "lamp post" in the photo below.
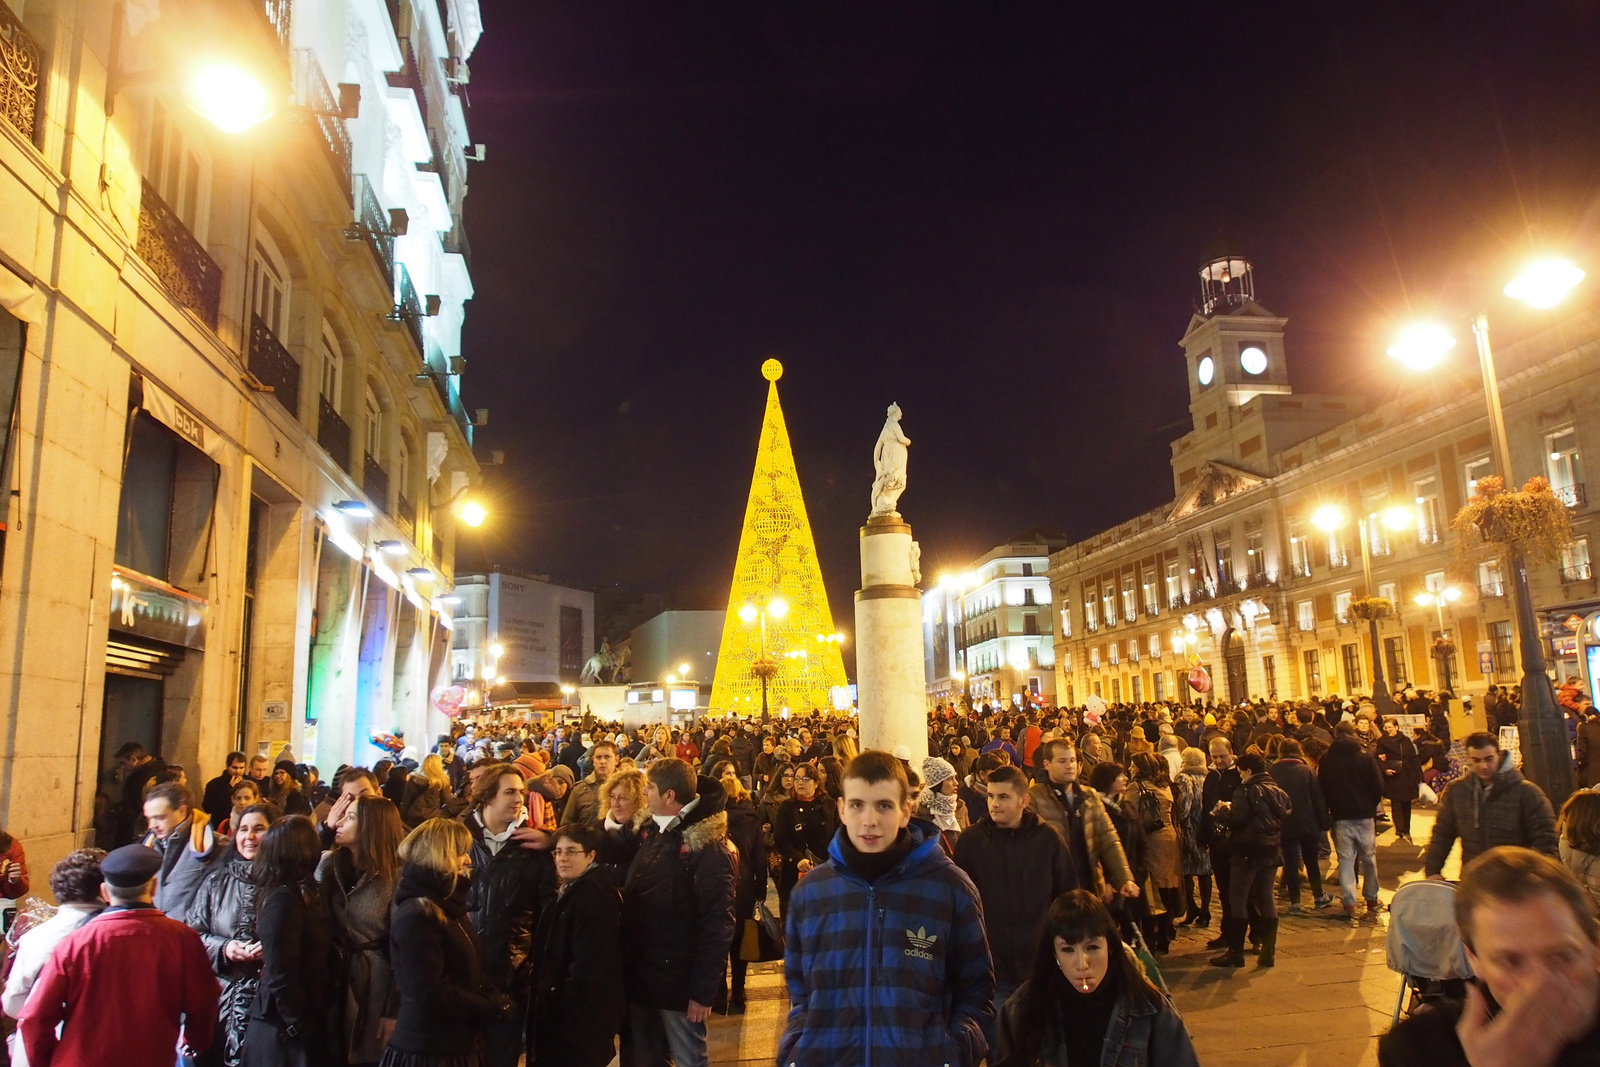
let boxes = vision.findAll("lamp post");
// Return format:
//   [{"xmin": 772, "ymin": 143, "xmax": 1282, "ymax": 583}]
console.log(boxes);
[
  {"xmin": 739, "ymin": 597, "xmax": 789, "ymax": 719},
  {"xmin": 1312, "ymin": 504, "xmax": 1413, "ymax": 716},
  {"xmin": 1388, "ymin": 257, "xmax": 1585, "ymax": 805},
  {"xmin": 1414, "ymin": 587, "xmax": 1463, "ymax": 693}
]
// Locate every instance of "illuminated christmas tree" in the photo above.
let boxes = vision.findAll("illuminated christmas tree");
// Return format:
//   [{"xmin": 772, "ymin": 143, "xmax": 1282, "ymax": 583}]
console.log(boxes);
[{"xmin": 708, "ymin": 360, "xmax": 849, "ymax": 716}]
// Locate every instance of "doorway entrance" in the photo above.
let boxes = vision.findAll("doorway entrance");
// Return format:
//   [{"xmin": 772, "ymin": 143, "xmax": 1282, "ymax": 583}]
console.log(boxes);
[{"xmin": 1222, "ymin": 628, "xmax": 1248, "ymax": 705}]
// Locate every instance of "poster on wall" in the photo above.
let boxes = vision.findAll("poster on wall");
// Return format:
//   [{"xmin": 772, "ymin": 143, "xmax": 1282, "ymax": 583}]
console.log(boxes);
[{"xmin": 560, "ymin": 605, "xmax": 584, "ymax": 682}]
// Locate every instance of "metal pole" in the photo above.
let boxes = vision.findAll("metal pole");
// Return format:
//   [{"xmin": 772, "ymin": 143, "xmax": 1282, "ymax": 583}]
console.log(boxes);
[
  {"xmin": 1359, "ymin": 517, "xmax": 1397, "ymax": 716},
  {"xmin": 1471, "ymin": 313, "xmax": 1574, "ymax": 807}
]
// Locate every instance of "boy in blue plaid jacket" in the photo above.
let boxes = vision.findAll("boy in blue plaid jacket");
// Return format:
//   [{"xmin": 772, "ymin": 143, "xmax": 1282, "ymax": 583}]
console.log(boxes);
[{"xmin": 778, "ymin": 750, "xmax": 994, "ymax": 1067}]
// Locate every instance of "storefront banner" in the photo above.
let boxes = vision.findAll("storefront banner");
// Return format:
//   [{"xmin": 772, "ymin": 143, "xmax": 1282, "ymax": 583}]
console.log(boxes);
[
  {"xmin": 110, "ymin": 566, "xmax": 207, "ymax": 650},
  {"xmin": 140, "ymin": 376, "xmax": 224, "ymax": 460}
]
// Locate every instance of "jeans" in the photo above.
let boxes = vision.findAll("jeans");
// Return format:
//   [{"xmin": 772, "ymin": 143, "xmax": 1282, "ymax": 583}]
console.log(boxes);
[
  {"xmin": 623, "ymin": 1003, "xmax": 709, "ymax": 1067},
  {"xmin": 1333, "ymin": 818, "xmax": 1380, "ymax": 907},
  {"xmin": 1280, "ymin": 833, "xmax": 1325, "ymax": 902}
]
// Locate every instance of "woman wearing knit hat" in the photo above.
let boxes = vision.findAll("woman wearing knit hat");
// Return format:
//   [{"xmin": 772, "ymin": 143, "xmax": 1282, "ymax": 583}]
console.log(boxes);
[{"xmin": 917, "ymin": 756, "xmax": 969, "ymax": 848}]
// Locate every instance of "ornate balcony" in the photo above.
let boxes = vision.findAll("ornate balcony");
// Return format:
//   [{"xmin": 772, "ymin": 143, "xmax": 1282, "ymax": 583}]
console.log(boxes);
[
  {"xmin": 317, "ymin": 395, "xmax": 351, "ymax": 473},
  {"xmin": 363, "ymin": 455, "xmax": 389, "ymax": 513},
  {"xmin": 1291, "ymin": 562, "xmax": 1313, "ymax": 579},
  {"xmin": 1562, "ymin": 564, "xmax": 1593, "ymax": 582},
  {"xmin": 262, "ymin": 0, "xmax": 291, "ymax": 54},
  {"xmin": 137, "ymin": 180, "xmax": 223, "ymax": 329},
  {"xmin": 1479, "ymin": 580, "xmax": 1506, "ymax": 599},
  {"xmin": 0, "ymin": 3, "xmax": 43, "ymax": 146},
  {"xmin": 249, "ymin": 316, "xmax": 301, "ymax": 416},
  {"xmin": 299, "ymin": 51, "xmax": 352, "ymax": 201},
  {"xmin": 392, "ymin": 264, "xmax": 424, "ymax": 354},
  {"xmin": 348, "ymin": 175, "xmax": 395, "ymax": 288},
  {"xmin": 1554, "ymin": 482, "xmax": 1587, "ymax": 509}
]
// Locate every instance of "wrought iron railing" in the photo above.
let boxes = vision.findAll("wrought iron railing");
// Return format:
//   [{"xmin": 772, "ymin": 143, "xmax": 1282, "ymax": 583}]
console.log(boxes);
[
  {"xmin": 0, "ymin": 3, "xmax": 43, "ymax": 146},
  {"xmin": 138, "ymin": 179, "xmax": 223, "ymax": 329},
  {"xmin": 1479, "ymin": 580, "xmax": 1506, "ymax": 598},
  {"xmin": 363, "ymin": 454, "xmax": 389, "ymax": 512},
  {"xmin": 1291, "ymin": 562, "xmax": 1313, "ymax": 579},
  {"xmin": 264, "ymin": 0, "xmax": 291, "ymax": 52},
  {"xmin": 249, "ymin": 316, "xmax": 301, "ymax": 416},
  {"xmin": 299, "ymin": 51, "xmax": 352, "ymax": 201},
  {"xmin": 397, "ymin": 494, "xmax": 416, "ymax": 538},
  {"xmin": 1562, "ymin": 564, "xmax": 1593, "ymax": 582},
  {"xmin": 348, "ymin": 175, "xmax": 395, "ymax": 288},
  {"xmin": 317, "ymin": 395, "xmax": 351, "ymax": 472},
  {"xmin": 394, "ymin": 264, "xmax": 424, "ymax": 353},
  {"xmin": 1555, "ymin": 482, "xmax": 1587, "ymax": 509}
]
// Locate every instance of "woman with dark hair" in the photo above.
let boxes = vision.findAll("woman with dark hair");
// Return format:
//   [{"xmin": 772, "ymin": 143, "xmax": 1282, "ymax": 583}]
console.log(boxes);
[
  {"xmin": 244, "ymin": 815, "xmax": 333, "ymax": 1067},
  {"xmin": 319, "ymin": 795, "xmax": 405, "ymax": 1066},
  {"xmin": 526, "ymin": 823, "xmax": 623, "ymax": 1067},
  {"xmin": 382, "ymin": 765, "xmax": 411, "ymax": 806},
  {"xmin": 708, "ymin": 758, "xmax": 764, "ymax": 1014},
  {"xmin": 993, "ymin": 890, "xmax": 1198, "ymax": 1067},
  {"xmin": 1087, "ymin": 761, "xmax": 1144, "ymax": 943},
  {"xmin": 220, "ymin": 779, "xmax": 264, "ymax": 839},
  {"xmin": 773, "ymin": 761, "xmax": 835, "ymax": 917},
  {"xmin": 1125, "ymin": 751, "xmax": 1182, "ymax": 951},
  {"xmin": 817, "ymin": 755, "xmax": 845, "ymax": 801},
  {"xmin": 1375, "ymin": 717, "xmax": 1421, "ymax": 844},
  {"xmin": 384, "ymin": 818, "xmax": 510, "ymax": 1067},
  {"xmin": 268, "ymin": 762, "xmax": 313, "ymax": 818},
  {"xmin": 186, "ymin": 804, "xmax": 277, "ymax": 1067}
]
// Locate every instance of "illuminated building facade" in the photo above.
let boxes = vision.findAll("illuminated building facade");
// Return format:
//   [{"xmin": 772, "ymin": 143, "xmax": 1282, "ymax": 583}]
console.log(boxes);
[{"xmin": 0, "ymin": 0, "xmax": 483, "ymax": 869}]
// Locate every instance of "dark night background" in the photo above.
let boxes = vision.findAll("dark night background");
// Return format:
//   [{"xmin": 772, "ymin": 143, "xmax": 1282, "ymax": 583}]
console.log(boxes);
[{"xmin": 455, "ymin": 2, "xmax": 1600, "ymax": 635}]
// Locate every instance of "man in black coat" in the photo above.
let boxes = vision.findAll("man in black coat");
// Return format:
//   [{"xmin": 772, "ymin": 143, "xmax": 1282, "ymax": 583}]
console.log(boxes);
[
  {"xmin": 622, "ymin": 759, "xmax": 737, "ymax": 1067},
  {"xmin": 1201, "ymin": 737, "xmax": 1242, "ymax": 949},
  {"xmin": 953, "ymin": 765, "xmax": 1076, "ymax": 1032},
  {"xmin": 200, "ymin": 751, "xmax": 248, "ymax": 825},
  {"xmin": 1318, "ymin": 721, "xmax": 1385, "ymax": 920},
  {"xmin": 1269, "ymin": 739, "xmax": 1332, "ymax": 911}
]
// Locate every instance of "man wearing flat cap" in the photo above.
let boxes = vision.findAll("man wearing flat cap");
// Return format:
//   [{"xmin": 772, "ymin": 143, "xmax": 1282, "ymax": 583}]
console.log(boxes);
[{"xmin": 19, "ymin": 844, "xmax": 218, "ymax": 1067}]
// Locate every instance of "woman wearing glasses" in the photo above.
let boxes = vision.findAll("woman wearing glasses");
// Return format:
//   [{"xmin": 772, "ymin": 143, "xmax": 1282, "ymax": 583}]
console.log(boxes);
[
  {"xmin": 773, "ymin": 762, "xmax": 836, "ymax": 917},
  {"xmin": 526, "ymin": 824, "xmax": 623, "ymax": 1067}
]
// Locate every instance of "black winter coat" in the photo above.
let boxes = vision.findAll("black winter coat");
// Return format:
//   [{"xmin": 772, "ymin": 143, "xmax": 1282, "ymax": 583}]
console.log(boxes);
[
  {"xmin": 465, "ymin": 815, "xmax": 556, "ymax": 997},
  {"xmin": 621, "ymin": 775, "xmax": 738, "ymax": 1011},
  {"xmin": 1267, "ymin": 758, "xmax": 1330, "ymax": 837},
  {"xmin": 1317, "ymin": 737, "xmax": 1385, "ymax": 820},
  {"xmin": 1375, "ymin": 733, "xmax": 1422, "ymax": 802},
  {"xmin": 774, "ymin": 794, "xmax": 836, "ymax": 881},
  {"xmin": 245, "ymin": 883, "xmax": 334, "ymax": 1067},
  {"xmin": 952, "ymin": 812, "xmax": 1077, "ymax": 988},
  {"xmin": 387, "ymin": 865, "xmax": 508, "ymax": 1056},
  {"xmin": 723, "ymin": 796, "xmax": 765, "ymax": 914},
  {"xmin": 1200, "ymin": 766, "xmax": 1242, "ymax": 849},
  {"xmin": 1224, "ymin": 776, "xmax": 1291, "ymax": 864},
  {"xmin": 527, "ymin": 866, "xmax": 624, "ymax": 1067}
]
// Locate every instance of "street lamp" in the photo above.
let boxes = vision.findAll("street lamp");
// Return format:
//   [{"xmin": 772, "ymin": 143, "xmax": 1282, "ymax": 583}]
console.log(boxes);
[
  {"xmin": 1414, "ymin": 587, "xmax": 1463, "ymax": 692},
  {"xmin": 1387, "ymin": 256, "xmax": 1585, "ymax": 804},
  {"xmin": 188, "ymin": 61, "xmax": 276, "ymax": 133},
  {"xmin": 739, "ymin": 596, "xmax": 789, "ymax": 718},
  {"xmin": 1311, "ymin": 503, "xmax": 1413, "ymax": 714},
  {"xmin": 458, "ymin": 500, "xmax": 488, "ymax": 528},
  {"xmin": 560, "ymin": 684, "xmax": 574, "ymax": 708}
]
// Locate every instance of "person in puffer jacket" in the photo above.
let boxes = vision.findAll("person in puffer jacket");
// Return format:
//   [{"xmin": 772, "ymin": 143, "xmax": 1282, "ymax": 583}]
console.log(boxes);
[
  {"xmin": 1424, "ymin": 731, "xmax": 1558, "ymax": 879},
  {"xmin": 779, "ymin": 750, "xmax": 993, "ymax": 1067}
]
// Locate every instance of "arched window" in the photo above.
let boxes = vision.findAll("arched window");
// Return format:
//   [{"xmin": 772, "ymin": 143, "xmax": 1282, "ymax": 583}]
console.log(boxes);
[
  {"xmin": 397, "ymin": 436, "xmax": 412, "ymax": 498},
  {"xmin": 364, "ymin": 385, "xmax": 383, "ymax": 464},
  {"xmin": 319, "ymin": 322, "xmax": 343, "ymax": 407},
  {"xmin": 251, "ymin": 229, "xmax": 290, "ymax": 339}
]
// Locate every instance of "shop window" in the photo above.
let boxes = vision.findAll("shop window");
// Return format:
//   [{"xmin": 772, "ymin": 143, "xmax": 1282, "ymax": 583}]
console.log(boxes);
[{"xmin": 1342, "ymin": 643, "xmax": 1363, "ymax": 689}]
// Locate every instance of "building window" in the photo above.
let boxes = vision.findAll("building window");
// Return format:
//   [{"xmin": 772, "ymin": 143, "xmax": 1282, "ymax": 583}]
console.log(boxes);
[
  {"xmin": 1022, "ymin": 562, "xmax": 1034, "ymax": 577},
  {"xmin": 1334, "ymin": 590, "xmax": 1352, "ymax": 624},
  {"xmin": 1102, "ymin": 585, "xmax": 1116, "ymax": 629},
  {"xmin": 1065, "ymin": 682, "xmax": 1074, "ymax": 704},
  {"xmin": 1060, "ymin": 601, "xmax": 1071, "ymax": 637},
  {"xmin": 1384, "ymin": 636, "xmax": 1408, "ymax": 686},
  {"xmin": 141, "ymin": 99, "xmax": 209, "ymax": 238},
  {"xmin": 1478, "ymin": 559, "xmax": 1505, "ymax": 598},
  {"xmin": 319, "ymin": 323, "xmax": 343, "ymax": 404},
  {"xmin": 1296, "ymin": 600, "xmax": 1315, "ymax": 632},
  {"xmin": 1109, "ymin": 643, "xmax": 1119, "ymax": 666},
  {"xmin": 1028, "ymin": 646, "xmax": 1040, "ymax": 668},
  {"xmin": 1061, "ymin": 650, "xmax": 1072, "ymax": 673},
  {"xmin": 1342, "ymin": 643, "xmax": 1364, "ymax": 688},
  {"xmin": 1142, "ymin": 571, "xmax": 1160, "ymax": 616},
  {"xmin": 1563, "ymin": 538, "xmax": 1592, "ymax": 582},
  {"xmin": 1023, "ymin": 587, "xmax": 1037, "ymax": 606},
  {"xmin": 1262, "ymin": 655, "xmax": 1276, "ymax": 696},
  {"xmin": 1488, "ymin": 620, "xmax": 1514, "ymax": 681},
  {"xmin": 364, "ymin": 386, "xmax": 383, "ymax": 462},
  {"xmin": 1548, "ymin": 428, "xmax": 1584, "ymax": 506},
  {"xmin": 1121, "ymin": 574, "xmax": 1136, "ymax": 624},
  {"xmin": 1214, "ymin": 528, "xmax": 1235, "ymax": 587},
  {"xmin": 251, "ymin": 235, "xmax": 290, "ymax": 339},
  {"xmin": 1171, "ymin": 630, "xmax": 1187, "ymax": 656},
  {"xmin": 1090, "ymin": 647, "xmax": 1101, "ymax": 669},
  {"xmin": 1149, "ymin": 633, "xmax": 1162, "ymax": 659},
  {"xmin": 1023, "ymin": 612, "xmax": 1039, "ymax": 636},
  {"xmin": 1302, "ymin": 649, "xmax": 1321, "ymax": 693},
  {"xmin": 1084, "ymin": 598, "xmax": 1098, "ymax": 633},
  {"xmin": 1131, "ymin": 675, "xmax": 1143, "ymax": 702},
  {"xmin": 1246, "ymin": 526, "xmax": 1266, "ymax": 578},
  {"xmin": 1288, "ymin": 521, "xmax": 1311, "ymax": 578},
  {"xmin": 1378, "ymin": 581, "xmax": 1397, "ymax": 606},
  {"xmin": 1424, "ymin": 570, "xmax": 1447, "ymax": 594},
  {"xmin": 1415, "ymin": 475, "xmax": 1443, "ymax": 545},
  {"xmin": 1366, "ymin": 501, "xmax": 1392, "ymax": 556},
  {"xmin": 1153, "ymin": 672, "xmax": 1165, "ymax": 701},
  {"xmin": 1093, "ymin": 681, "xmax": 1102, "ymax": 697},
  {"xmin": 1111, "ymin": 678, "xmax": 1121, "ymax": 702},
  {"xmin": 1327, "ymin": 526, "xmax": 1349, "ymax": 568},
  {"xmin": 1127, "ymin": 638, "xmax": 1139, "ymax": 663},
  {"xmin": 1465, "ymin": 455, "xmax": 1493, "ymax": 498},
  {"xmin": 1165, "ymin": 559, "xmax": 1182, "ymax": 608}
]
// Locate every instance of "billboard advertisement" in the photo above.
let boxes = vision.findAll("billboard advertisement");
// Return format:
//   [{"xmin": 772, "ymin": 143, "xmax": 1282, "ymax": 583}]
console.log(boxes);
[{"xmin": 489, "ymin": 575, "xmax": 593, "ymax": 684}]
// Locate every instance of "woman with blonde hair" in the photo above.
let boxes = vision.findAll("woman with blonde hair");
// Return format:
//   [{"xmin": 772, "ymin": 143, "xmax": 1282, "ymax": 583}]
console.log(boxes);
[
  {"xmin": 383, "ymin": 818, "xmax": 508, "ymax": 1067},
  {"xmin": 832, "ymin": 733, "xmax": 859, "ymax": 764},
  {"xmin": 596, "ymin": 767, "xmax": 648, "ymax": 874},
  {"xmin": 399, "ymin": 754, "xmax": 453, "ymax": 830}
]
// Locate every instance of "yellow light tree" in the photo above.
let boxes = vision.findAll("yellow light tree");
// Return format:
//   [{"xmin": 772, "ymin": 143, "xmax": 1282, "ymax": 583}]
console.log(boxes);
[{"xmin": 708, "ymin": 360, "xmax": 848, "ymax": 716}]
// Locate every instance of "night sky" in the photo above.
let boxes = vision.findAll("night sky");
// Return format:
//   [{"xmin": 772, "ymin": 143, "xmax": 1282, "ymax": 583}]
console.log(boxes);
[{"xmin": 456, "ymin": 2, "xmax": 1600, "ymax": 630}]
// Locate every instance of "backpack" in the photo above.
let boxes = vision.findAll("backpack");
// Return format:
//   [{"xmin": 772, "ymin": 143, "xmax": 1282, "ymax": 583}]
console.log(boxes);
[{"xmin": 1251, "ymin": 778, "xmax": 1292, "ymax": 836}]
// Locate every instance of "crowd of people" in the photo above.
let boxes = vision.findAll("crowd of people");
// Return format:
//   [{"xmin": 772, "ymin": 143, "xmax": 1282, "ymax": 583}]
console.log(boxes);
[{"xmin": 3, "ymin": 686, "xmax": 1599, "ymax": 1067}]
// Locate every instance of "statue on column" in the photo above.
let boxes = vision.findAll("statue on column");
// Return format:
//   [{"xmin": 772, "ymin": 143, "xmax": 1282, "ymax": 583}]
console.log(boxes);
[{"xmin": 870, "ymin": 403, "xmax": 910, "ymax": 518}]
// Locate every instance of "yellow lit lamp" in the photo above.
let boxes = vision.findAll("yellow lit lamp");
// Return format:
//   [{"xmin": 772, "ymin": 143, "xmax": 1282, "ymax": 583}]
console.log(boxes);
[
  {"xmin": 458, "ymin": 500, "xmax": 488, "ymax": 527},
  {"xmin": 188, "ymin": 61, "xmax": 276, "ymax": 133}
]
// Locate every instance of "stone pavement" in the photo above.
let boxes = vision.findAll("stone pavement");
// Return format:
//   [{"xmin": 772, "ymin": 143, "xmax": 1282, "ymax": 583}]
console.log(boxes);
[{"xmin": 707, "ymin": 809, "xmax": 1456, "ymax": 1066}]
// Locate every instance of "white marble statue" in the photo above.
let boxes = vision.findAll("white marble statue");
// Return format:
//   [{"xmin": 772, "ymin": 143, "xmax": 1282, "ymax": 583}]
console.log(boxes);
[
  {"xmin": 870, "ymin": 403, "xmax": 910, "ymax": 517},
  {"xmin": 909, "ymin": 540, "xmax": 922, "ymax": 586}
]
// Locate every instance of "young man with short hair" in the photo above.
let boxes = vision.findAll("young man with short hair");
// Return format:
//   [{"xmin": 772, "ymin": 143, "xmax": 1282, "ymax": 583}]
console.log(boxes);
[
  {"xmin": 200, "ymin": 752, "xmax": 247, "ymax": 825},
  {"xmin": 953, "ymin": 765, "xmax": 1075, "ymax": 1024},
  {"xmin": 1028, "ymin": 739, "xmax": 1137, "ymax": 902},
  {"xmin": 780, "ymin": 750, "xmax": 992, "ymax": 1067},
  {"xmin": 1426, "ymin": 732, "xmax": 1559, "ymax": 879},
  {"xmin": 1378, "ymin": 846, "xmax": 1600, "ymax": 1067},
  {"xmin": 561, "ymin": 740, "xmax": 617, "ymax": 827}
]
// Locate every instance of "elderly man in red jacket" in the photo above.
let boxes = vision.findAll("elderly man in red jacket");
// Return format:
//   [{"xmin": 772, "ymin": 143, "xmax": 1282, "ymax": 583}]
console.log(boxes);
[{"xmin": 19, "ymin": 844, "xmax": 218, "ymax": 1067}]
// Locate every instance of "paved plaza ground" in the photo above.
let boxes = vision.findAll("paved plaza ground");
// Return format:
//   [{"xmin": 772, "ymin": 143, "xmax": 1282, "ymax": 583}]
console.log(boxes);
[{"xmin": 707, "ymin": 809, "xmax": 1454, "ymax": 1067}]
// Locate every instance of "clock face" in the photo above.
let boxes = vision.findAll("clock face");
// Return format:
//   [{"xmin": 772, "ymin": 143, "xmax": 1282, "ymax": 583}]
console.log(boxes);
[
  {"xmin": 1197, "ymin": 356, "xmax": 1215, "ymax": 386},
  {"xmin": 1240, "ymin": 346, "xmax": 1268, "ymax": 375}
]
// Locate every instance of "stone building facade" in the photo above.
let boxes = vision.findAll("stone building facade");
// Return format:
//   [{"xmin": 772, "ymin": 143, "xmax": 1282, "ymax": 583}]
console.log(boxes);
[
  {"xmin": 0, "ymin": 0, "xmax": 483, "ymax": 873},
  {"xmin": 1051, "ymin": 247, "xmax": 1600, "ymax": 713}
]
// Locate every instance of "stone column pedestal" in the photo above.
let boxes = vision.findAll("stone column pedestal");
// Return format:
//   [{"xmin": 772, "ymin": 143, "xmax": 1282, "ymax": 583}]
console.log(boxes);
[{"xmin": 855, "ymin": 514, "xmax": 928, "ymax": 764}]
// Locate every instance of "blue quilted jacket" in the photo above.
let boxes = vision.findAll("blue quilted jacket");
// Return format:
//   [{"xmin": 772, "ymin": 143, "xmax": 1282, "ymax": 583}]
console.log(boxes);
[{"xmin": 778, "ymin": 820, "xmax": 994, "ymax": 1067}]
